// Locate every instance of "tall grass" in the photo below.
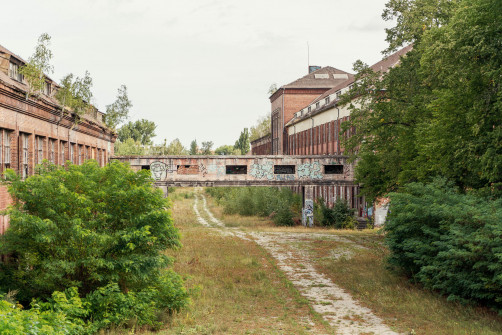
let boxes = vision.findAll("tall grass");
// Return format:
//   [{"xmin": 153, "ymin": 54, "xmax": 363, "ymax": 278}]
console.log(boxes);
[{"xmin": 205, "ymin": 187, "xmax": 301, "ymax": 226}]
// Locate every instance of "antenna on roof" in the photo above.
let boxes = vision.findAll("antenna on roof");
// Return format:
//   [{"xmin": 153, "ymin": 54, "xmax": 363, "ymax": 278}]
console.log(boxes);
[{"xmin": 307, "ymin": 41, "xmax": 310, "ymax": 71}]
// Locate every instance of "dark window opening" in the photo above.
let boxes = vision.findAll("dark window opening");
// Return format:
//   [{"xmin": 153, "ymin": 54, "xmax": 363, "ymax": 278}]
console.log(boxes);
[
  {"xmin": 274, "ymin": 165, "xmax": 295, "ymax": 174},
  {"xmin": 226, "ymin": 165, "xmax": 247, "ymax": 174},
  {"xmin": 324, "ymin": 165, "xmax": 344, "ymax": 174},
  {"xmin": 141, "ymin": 165, "xmax": 150, "ymax": 170}
]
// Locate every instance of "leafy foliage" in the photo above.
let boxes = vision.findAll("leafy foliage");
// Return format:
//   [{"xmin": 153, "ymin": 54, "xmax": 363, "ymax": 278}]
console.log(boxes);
[
  {"xmin": 341, "ymin": 0, "xmax": 502, "ymax": 200},
  {"xmin": 315, "ymin": 198, "xmax": 355, "ymax": 229},
  {"xmin": 54, "ymin": 72, "xmax": 94, "ymax": 124},
  {"xmin": 201, "ymin": 141, "xmax": 214, "ymax": 155},
  {"xmin": 104, "ymin": 85, "xmax": 132, "ymax": 129},
  {"xmin": 19, "ymin": 33, "xmax": 54, "ymax": 99},
  {"xmin": 234, "ymin": 128, "xmax": 250, "ymax": 155},
  {"xmin": 384, "ymin": 179, "xmax": 502, "ymax": 312},
  {"xmin": 250, "ymin": 115, "xmax": 271, "ymax": 142},
  {"xmin": 206, "ymin": 187, "xmax": 301, "ymax": 226},
  {"xmin": 214, "ymin": 145, "xmax": 240, "ymax": 155},
  {"xmin": 0, "ymin": 161, "xmax": 183, "ymax": 304},
  {"xmin": 189, "ymin": 139, "xmax": 198, "ymax": 155},
  {"xmin": 118, "ymin": 119, "xmax": 157, "ymax": 145}
]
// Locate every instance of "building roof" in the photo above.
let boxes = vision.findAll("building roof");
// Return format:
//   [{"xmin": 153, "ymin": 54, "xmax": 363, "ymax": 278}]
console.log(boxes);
[
  {"xmin": 0, "ymin": 43, "xmax": 107, "ymax": 126},
  {"xmin": 285, "ymin": 45, "xmax": 413, "ymax": 128}
]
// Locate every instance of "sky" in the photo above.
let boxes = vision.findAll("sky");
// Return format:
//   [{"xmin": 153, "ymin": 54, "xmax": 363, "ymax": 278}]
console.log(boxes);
[{"xmin": 3, "ymin": 0, "xmax": 393, "ymax": 148}]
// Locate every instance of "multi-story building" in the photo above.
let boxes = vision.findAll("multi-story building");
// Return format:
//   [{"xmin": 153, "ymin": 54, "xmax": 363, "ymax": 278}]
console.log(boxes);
[
  {"xmin": 284, "ymin": 45, "xmax": 413, "ymax": 217},
  {"xmin": 0, "ymin": 43, "xmax": 116, "ymax": 235},
  {"xmin": 268, "ymin": 66, "xmax": 353, "ymax": 155}
]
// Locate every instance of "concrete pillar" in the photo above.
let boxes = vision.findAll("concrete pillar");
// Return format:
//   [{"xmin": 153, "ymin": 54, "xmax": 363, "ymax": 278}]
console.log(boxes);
[
  {"xmin": 302, "ymin": 185, "xmax": 314, "ymax": 227},
  {"xmin": 159, "ymin": 185, "xmax": 169, "ymax": 198}
]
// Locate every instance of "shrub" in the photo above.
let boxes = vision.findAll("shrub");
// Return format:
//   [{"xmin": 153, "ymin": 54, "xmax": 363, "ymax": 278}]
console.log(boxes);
[
  {"xmin": 385, "ymin": 178, "xmax": 502, "ymax": 312},
  {"xmin": 0, "ymin": 160, "xmax": 189, "ymax": 331},
  {"xmin": 315, "ymin": 198, "xmax": 354, "ymax": 228}
]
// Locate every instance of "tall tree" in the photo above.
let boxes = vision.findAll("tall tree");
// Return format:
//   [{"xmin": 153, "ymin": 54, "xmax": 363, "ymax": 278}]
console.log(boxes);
[
  {"xmin": 234, "ymin": 128, "xmax": 250, "ymax": 155},
  {"xmin": 201, "ymin": 141, "xmax": 214, "ymax": 155},
  {"xmin": 189, "ymin": 139, "xmax": 198, "ymax": 155},
  {"xmin": 342, "ymin": 0, "xmax": 502, "ymax": 200},
  {"xmin": 165, "ymin": 138, "xmax": 187, "ymax": 155},
  {"xmin": 19, "ymin": 33, "xmax": 54, "ymax": 99},
  {"xmin": 117, "ymin": 119, "xmax": 157, "ymax": 145},
  {"xmin": 104, "ymin": 85, "xmax": 132, "ymax": 129}
]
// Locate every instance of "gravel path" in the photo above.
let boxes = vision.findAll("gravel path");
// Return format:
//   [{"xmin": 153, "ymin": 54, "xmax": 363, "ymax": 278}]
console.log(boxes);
[{"xmin": 193, "ymin": 191, "xmax": 400, "ymax": 335}]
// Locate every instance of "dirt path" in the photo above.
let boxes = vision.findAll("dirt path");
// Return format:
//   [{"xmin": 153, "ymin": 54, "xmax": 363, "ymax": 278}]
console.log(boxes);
[{"xmin": 193, "ymin": 191, "xmax": 400, "ymax": 335}]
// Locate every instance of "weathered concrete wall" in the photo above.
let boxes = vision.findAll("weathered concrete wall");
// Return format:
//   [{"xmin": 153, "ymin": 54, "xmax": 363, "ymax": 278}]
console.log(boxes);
[{"xmin": 111, "ymin": 155, "xmax": 355, "ymax": 188}]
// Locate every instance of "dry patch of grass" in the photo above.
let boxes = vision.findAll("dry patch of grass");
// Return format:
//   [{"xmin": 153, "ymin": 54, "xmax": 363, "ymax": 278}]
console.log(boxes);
[
  {"xmin": 309, "ymin": 233, "xmax": 502, "ymax": 335},
  {"xmin": 149, "ymin": 188, "xmax": 334, "ymax": 334}
]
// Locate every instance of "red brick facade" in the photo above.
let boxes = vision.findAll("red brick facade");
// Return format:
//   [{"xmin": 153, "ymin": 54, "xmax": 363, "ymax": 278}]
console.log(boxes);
[
  {"xmin": 250, "ymin": 134, "xmax": 271, "ymax": 155},
  {"xmin": 0, "ymin": 44, "xmax": 116, "ymax": 233}
]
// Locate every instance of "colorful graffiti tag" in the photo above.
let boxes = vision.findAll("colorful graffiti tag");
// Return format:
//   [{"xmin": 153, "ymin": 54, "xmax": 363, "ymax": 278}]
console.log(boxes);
[
  {"xmin": 250, "ymin": 162, "xmax": 274, "ymax": 180},
  {"xmin": 298, "ymin": 162, "xmax": 323, "ymax": 180}
]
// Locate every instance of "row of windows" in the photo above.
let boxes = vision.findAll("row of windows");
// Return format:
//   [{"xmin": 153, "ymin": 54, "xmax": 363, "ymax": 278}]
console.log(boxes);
[
  {"xmin": 8, "ymin": 61, "xmax": 52, "ymax": 96},
  {"xmin": 0, "ymin": 128, "xmax": 108, "ymax": 178}
]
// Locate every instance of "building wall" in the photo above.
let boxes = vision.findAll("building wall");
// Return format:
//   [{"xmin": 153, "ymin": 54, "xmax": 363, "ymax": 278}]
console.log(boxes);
[
  {"xmin": 250, "ymin": 134, "xmax": 271, "ymax": 155},
  {"xmin": 269, "ymin": 88, "xmax": 330, "ymax": 155}
]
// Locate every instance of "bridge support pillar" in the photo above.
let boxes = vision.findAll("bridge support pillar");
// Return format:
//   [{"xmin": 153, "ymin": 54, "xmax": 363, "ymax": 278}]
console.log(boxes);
[
  {"xmin": 302, "ymin": 185, "xmax": 314, "ymax": 227},
  {"xmin": 159, "ymin": 186, "xmax": 168, "ymax": 198}
]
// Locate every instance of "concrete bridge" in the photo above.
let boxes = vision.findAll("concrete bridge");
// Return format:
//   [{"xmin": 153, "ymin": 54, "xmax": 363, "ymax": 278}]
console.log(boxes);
[{"xmin": 111, "ymin": 155, "xmax": 360, "ymax": 226}]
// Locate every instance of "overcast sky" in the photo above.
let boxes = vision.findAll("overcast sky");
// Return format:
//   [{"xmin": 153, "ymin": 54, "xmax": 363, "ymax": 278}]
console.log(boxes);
[{"xmin": 3, "ymin": 0, "xmax": 393, "ymax": 148}]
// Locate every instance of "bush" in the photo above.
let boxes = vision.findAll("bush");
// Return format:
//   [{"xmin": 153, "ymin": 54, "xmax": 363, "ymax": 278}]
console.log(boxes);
[
  {"xmin": 315, "ymin": 198, "xmax": 354, "ymax": 228},
  {"xmin": 385, "ymin": 178, "xmax": 502, "ymax": 312},
  {"xmin": 0, "ymin": 161, "xmax": 189, "ymax": 331},
  {"xmin": 206, "ymin": 187, "xmax": 301, "ymax": 225}
]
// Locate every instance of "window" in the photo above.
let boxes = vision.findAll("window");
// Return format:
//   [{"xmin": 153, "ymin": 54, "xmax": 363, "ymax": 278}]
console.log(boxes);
[
  {"xmin": 325, "ymin": 97, "xmax": 330, "ymax": 104},
  {"xmin": 8, "ymin": 62, "xmax": 23, "ymax": 82},
  {"xmin": 308, "ymin": 106, "xmax": 311, "ymax": 113},
  {"xmin": 225, "ymin": 165, "xmax": 247, "ymax": 174},
  {"xmin": 316, "ymin": 102, "xmax": 320, "ymax": 109},
  {"xmin": 336, "ymin": 91, "xmax": 341, "ymax": 99},
  {"xmin": 325, "ymin": 165, "xmax": 344, "ymax": 174},
  {"xmin": 78, "ymin": 145, "xmax": 83, "ymax": 164},
  {"xmin": 49, "ymin": 139, "xmax": 55, "ymax": 163},
  {"xmin": 37, "ymin": 136, "xmax": 44, "ymax": 164},
  {"xmin": 22, "ymin": 134, "xmax": 29, "ymax": 179},
  {"xmin": 274, "ymin": 165, "xmax": 295, "ymax": 174},
  {"xmin": 70, "ymin": 144, "xmax": 75, "ymax": 164},
  {"xmin": 3, "ymin": 130, "xmax": 11, "ymax": 168},
  {"xmin": 43, "ymin": 81, "xmax": 51, "ymax": 96},
  {"xmin": 60, "ymin": 141, "xmax": 66, "ymax": 165}
]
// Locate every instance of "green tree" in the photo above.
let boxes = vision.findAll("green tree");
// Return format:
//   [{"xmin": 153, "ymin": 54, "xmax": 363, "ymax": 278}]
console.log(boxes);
[
  {"xmin": 0, "ymin": 161, "xmax": 184, "ymax": 305},
  {"xmin": 214, "ymin": 145, "xmax": 240, "ymax": 155},
  {"xmin": 234, "ymin": 128, "xmax": 250, "ymax": 155},
  {"xmin": 54, "ymin": 71, "xmax": 94, "ymax": 126},
  {"xmin": 189, "ymin": 139, "xmax": 198, "ymax": 155},
  {"xmin": 104, "ymin": 85, "xmax": 132, "ymax": 129},
  {"xmin": 268, "ymin": 83, "xmax": 278, "ymax": 96},
  {"xmin": 117, "ymin": 119, "xmax": 157, "ymax": 145},
  {"xmin": 19, "ymin": 33, "xmax": 54, "ymax": 99},
  {"xmin": 201, "ymin": 141, "xmax": 213, "ymax": 155},
  {"xmin": 114, "ymin": 138, "xmax": 146, "ymax": 156},
  {"xmin": 249, "ymin": 115, "xmax": 271, "ymax": 141},
  {"xmin": 341, "ymin": 0, "xmax": 501, "ymax": 200},
  {"xmin": 165, "ymin": 138, "xmax": 187, "ymax": 155}
]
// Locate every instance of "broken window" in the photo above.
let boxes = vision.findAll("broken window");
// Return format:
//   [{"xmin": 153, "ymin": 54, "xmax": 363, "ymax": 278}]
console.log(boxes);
[
  {"xmin": 324, "ymin": 165, "xmax": 344, "ymax": 174},
  {"xmin": 225, "ymin": 165, "xmax": 247, "ymax": 174},
  {"xmin": 274, "ymin": 165, "xmax": 295, "ymax": 174}
]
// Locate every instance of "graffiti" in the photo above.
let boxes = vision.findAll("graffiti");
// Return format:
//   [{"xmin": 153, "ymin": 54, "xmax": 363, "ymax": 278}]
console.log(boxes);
[
  {"xmin": 275, "ymin": 174, "xmax": 295, "ymax": 181},
  {"xmin": 302, "ymin": 199, "xmax": 314, "ymax": 227},
  {"xmin": 199, "ymin": 163, "xmax": 208, "ymax": 177},
  {"xmin": 298, "ymin": 161, "xmax": 323, "ymax": 180},
  {"xmin": 150, "ymin": 161, "xmax": 168, "ymax": 181},
  {"xmin": 343, "ymin": 164, "xmax": 353, "ymax": 179},
  {"xmin": 207, "ymin": 164, "xmax": 226, "ymax": 177},
  {"xmin": 250, "ymin": 162, "xmax": 274, "ymax": 180}
]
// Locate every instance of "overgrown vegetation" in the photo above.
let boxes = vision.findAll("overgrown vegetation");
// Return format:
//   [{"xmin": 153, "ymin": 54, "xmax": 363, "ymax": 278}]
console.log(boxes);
[
  {"xmin": 206, "ymin": 187, "xmax": 301, "ymax": 226},
  {"xmin": 315, "ymin": 198, "xmax": 355, "ymax": 229},
  {"xmin": 0, "ymin": 161, "xmax": 189, "ymax": 333},
  {"xmin": 385, "ymin": 178, "xmax": 502, "ymax": 312}
]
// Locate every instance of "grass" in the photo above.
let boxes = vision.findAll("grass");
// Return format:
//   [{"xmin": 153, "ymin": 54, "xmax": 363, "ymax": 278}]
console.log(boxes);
[{"xmin": 148, "ymin": 188, "xmax": 335, "ymax": 334}]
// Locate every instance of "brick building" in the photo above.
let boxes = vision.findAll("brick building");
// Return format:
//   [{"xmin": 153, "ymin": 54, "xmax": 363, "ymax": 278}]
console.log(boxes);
[
  {"xmin": 269, "ymin": 66, "xmax": 353, "ymax": 155},
  {"xmin": 0, "ymin": 44, "xmax": 116, "ymax": 234},
  {"xmin": 284, "ymin": 46, "xmax": 413, "ymax": 215},
  {"xmin": 250, "ymin": 134, "xmax": 271, "ymax": 155}
]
